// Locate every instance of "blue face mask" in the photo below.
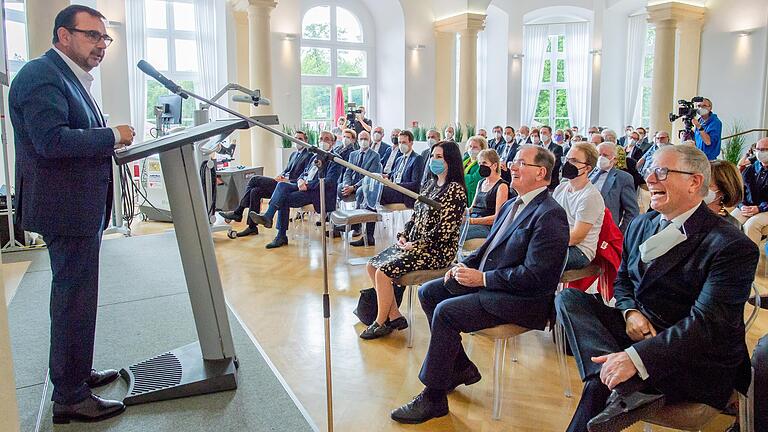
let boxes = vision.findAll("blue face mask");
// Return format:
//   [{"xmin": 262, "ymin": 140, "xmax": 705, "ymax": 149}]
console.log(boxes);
[{"xmin": 429, "ymin": 158, "xmax": 446, "ymax": 175}]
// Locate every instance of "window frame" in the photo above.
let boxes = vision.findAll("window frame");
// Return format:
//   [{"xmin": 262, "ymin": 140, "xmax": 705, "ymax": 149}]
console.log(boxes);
[
  {"xmin": 4, "ymin": 0, "xmax": 26, "ymax": 75},
  {"xmin": 300, "ymin": 2, "xmax": 374, "ymax": 129},
  {"xmin": 637, "ymin": 25, "xmax": 655, "ymax": 128},
  {"xmin": 534, "ymin": 34, "xmax": 570, "ymax": 129}
]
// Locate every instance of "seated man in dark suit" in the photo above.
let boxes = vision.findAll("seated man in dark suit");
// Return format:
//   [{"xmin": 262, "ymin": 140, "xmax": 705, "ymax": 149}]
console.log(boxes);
[
  {"xmin": 355, "ymin": 130, "xmax": 424, "ymax": 246},
  {"xmin": 390, "ymin": 145, "xmax": 570, "ymax": 424},
  {"xmin": 556, "ymin": 145, "xmax": 758, "ymax": 432},
  {"xmin": 541, "ymin": 125, "xmax": 563, "ymax": 190},
  {"xmin": 497, "ymin": 126, "xmax": 519, "ymax": 183},
  {"xmin": 591, "ymin": 143, "xmax": 639, "ymax": 232},
  {"xmin": 487, "ymin": 125, "xmax": 504, "ymax": 150},
  {"xmin": 219, "ymin": 130, "xmax": 312, "ymax": 237},
  {"xmin": 249, "ymin": 131, "xmax": 343, "ymax": 248},
  {"xmin": 370, "ymin": 126, "xmax": 392, "ymax": 167},
  {"xmin": 337, "ymin": 130, "xmax": 382, "ymax": 205}
]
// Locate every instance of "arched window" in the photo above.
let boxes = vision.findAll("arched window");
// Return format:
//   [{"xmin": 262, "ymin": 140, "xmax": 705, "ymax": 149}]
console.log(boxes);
[
  {"xmin": 534, "ymin": 34, "xmax": 570, "ymax": 129},
  {"xmin": 638, "ymin": 26, "xmax": 655, "ymax": 128},
  {"xmin": 4, "ymin": 0, "xmax": 27, "ymax": 78},
  {"xmin": 300, "ymin": 4, "xmax": 371, "ymax": 129}
]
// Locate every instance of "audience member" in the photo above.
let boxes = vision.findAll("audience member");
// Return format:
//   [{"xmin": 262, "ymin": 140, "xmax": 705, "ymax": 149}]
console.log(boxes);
[
  {"xmin": 556, "ymin": 145, "xmax": 757, "ymax": 432},
  {"xmin": 332, "ymin": 116, "xmax": 346, "ymax": 146},
  {"xmin": 737, "ymin": 142, "xmax": 757, "ymax": 172},
  {"xmin": 463, "ymin": 135, "xmax": 489, "ymax": 206},
  {"xmin": 488, "ymin": 125, "xmax": 504, "ymax": 150},
  {"xmin": 478, "ymin": 128, "xmax": 487, "ymax": 139},
  {"xmin": 219, "ymin": 131, "xmax": 312, "ymax": 237},
  {"xmin": 541, "ymin": 125, "xmax": 563, "ymax": 190},
  {"xmin": 361, "ymin": 141, "xmax": 468, "ymax": 340},
  {"xmin": 390, "ymin": 145, "xmax": 569, "ymax": 424},
  {"xmin": 592, "ymin": 143, "xmax": 639, "ymax": 231},
  {"xmin": 444, "ymin": 126, "xmax": 456, "ymax": 142},
  {"xmin": 350, "ymin": 105, "xmax": 373, "ymax": 135},
  {"xmin": 419, "ymin": 129, "xmax": 441, "ymax": 185},
  {"xmin": 602, "ymin": 129, "xmax": 618, "ymax": 144},
  {"xmin": 498, "ymin": 126, "xmax": 520, "ymax": 182},
  {"xmin": 518, "ymin": 125, "xmax": 531, "ymax": 144},
  {"xmin": 637, "ymin": 131, "xmax": 671, "ymax": 170},
  {"xmin": 248, "ymin": 131, "xmax": 344, "ymax": 248},
  {"xmin": 731, "ymin": 137, "xmax": 768, "ymax": 244},
  {"xmin": 390, "ymin": 128, "xmax": 402, "ymax": 147},
  {"xmin": 553, "ymin": 142, "xmax": 605, "ymax": 270},
  {"xmin": 530, "ymin": 128, "xmax": 541, "ymax": 146},
  {"xmin": 693, "ymin": 98, "xmax": 723, "ymax": 160},
  {"xmin": 337, "ymin": 130, "xmax": 382, "ymax": 204},
  {"xmin": 618, "ymin": 125, "xmax": 633, "ymax": 146},
  {"xmin": 371, "ymin": 126, "xmax": 392, "ymax": 166},
  {"xmin": 384, "ymin": 128, "xmax": 405, "ymax": 174},
  {"xmin": 707, "ymin": 160, "xmax": 743, "ymax": 228},
  {"xmin": 624, "ymin": 130, "xmax": 644, "ymax": 160},
  {"xmin": 465, "ymin": 149, "xmax": 510, "ymax": 240},
  {"xmin": 635, "ymin": 127, "xmax": 651, "ymax": 153},
  {"xmin": 590, "ymin": 133, "xmax": 605, "ymax": 146},
  {"xmin": 355, "ymin": 131, "xmax": 425, "ymax": 247}
]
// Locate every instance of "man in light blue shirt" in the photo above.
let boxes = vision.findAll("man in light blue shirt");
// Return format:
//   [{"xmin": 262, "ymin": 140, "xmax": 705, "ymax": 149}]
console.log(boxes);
[{"xmin": 693, "ymin": 98, "xmax": 722, "ymax": 160}]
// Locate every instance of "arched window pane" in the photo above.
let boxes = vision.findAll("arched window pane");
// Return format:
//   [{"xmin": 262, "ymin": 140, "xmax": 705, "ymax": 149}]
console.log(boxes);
[
  {"xmin": 303, "ymin": 6, "xmax": 330, "ymax": 41},
  {"xmin": 147, "ymin": 37, "xmax": 169, "ymax": 70},
  {"xmin": 302, "ymin": 85, "xmax": 332, "ymax": 120},
  {"xmin": 172, "ymin": 2, "xmax": 195, "ymax": 31},
  {"xmin": 338, "ymin": 49, "xmax": 366, "ymax": 77},
  {"xmin": 336, "ymin": 7, "xmax": 363, "ymax": 43},
  {"xmin": 301, "ymin": 47, "xmax": 331, "ymax": 76},
  {"xmin": 146, "ymin": 0, "xmax": 167, "ymax": 29},
  {"xmin": 175, "ymin": 39, "xmax": 197, "ymax": 71}
]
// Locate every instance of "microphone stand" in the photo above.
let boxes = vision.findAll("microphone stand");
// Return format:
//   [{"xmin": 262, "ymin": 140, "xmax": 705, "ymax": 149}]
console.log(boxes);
[{"xmin": 142, "ymin": 75, "xmax": 441, "ymax": 432}]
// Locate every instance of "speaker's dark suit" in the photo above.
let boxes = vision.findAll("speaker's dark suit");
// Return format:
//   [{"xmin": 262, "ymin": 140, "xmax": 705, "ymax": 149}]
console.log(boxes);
[
  {"xmin": 417, "ymin": 190, "xmax": 570, "ymax": 389},
  {"xmin": 556, "ymin": 204, "xmax": 758, "ymax": 431},
  {"xmin": 10, "ymin": 49, "xmax": 116, "ymax": 404}
]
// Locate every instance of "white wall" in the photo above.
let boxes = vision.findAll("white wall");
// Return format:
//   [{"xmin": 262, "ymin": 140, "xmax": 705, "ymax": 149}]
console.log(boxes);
[
  {"xmin": 364, "ymin": 0, "xmax": 405, "ymax": 132},
  {"xmin": 401, "ymin": 0, "xmax": 436, "ymax": 128},
  {"xmin": 478, "ymin": 5, "xmax": 508, "ymax": 128}
]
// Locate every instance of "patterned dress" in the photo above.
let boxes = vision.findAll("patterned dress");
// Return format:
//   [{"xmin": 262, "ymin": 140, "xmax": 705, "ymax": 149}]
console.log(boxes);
[{"xmin": 369, "ymin": 180, "xmax": 467, "ymax": 279}]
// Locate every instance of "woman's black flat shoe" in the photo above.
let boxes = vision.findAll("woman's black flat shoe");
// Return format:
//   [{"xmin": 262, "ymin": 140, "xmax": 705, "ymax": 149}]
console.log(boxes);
[
  {"xmin": 359, "ymin": 321, "xmax": 393, "ymax": 340},
  {"xmin": 387, "ymin": 316, "xmax": 409, "ymax": 331}
]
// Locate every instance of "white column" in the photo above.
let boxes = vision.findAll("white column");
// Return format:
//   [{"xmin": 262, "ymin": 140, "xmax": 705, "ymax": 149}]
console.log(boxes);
[
  {"xmin": 433, "ymin": 31, "xmax": 455, "ymax": 128},
  {"xmin": 458, "ymin": 28, "xmax": 479, "ymax": 126},
  {"xmin": 648, "ymin": 18, "xmax": 676, "ymax": 135},
  {"xmin": 246, "ymin": 0, "xmax": 278, "ymax": 175},
  {"xmin": 26, "ymin": 0, "xmax": 71, "ymax": 58}
]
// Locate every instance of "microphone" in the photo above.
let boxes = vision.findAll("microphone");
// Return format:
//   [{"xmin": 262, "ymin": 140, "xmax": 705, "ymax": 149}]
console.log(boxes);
[
  {"xmin": 137, "ymin": 60, "xmax": 188, "ymax": 99},
  {"xmin": 232, "ymin": 95, "xmax": 271, "ymax": 106}
]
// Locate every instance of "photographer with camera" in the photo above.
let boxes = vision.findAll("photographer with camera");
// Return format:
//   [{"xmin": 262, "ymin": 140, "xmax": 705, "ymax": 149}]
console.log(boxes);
[
  {"xmin": 692, "ymin": 98, "xmax": 722, "ymax": 160},
  {"xmin": 347, "ymin": 104, "xmax": 372, "ymax": 136}
]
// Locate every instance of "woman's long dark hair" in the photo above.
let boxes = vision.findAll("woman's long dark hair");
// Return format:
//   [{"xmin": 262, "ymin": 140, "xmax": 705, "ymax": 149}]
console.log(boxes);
[{"xmin": 424, "ymin": 140, "xmax": 467, "ymax": 194}]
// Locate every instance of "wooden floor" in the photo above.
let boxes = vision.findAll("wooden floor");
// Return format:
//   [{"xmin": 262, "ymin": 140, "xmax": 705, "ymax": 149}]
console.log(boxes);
[{"xmin": 124, "ymin": 217, "xmax": 767, "ymax": 431}]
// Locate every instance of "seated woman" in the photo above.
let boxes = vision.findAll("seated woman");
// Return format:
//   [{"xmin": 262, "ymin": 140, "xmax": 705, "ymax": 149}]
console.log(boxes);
[
  {"xmin": 465, "ymin": 149, "xmax": 510, "ymax": 240},
  {"xmin": 707, "ymin": 160, "xmax": 743, "ymax": 228},
  {"xmin": 462, "ymin": 135, "xmax": 488, "ymax": 206},
  {"xmin": 553, "ymin": 142, "xmax": 605, "ymax": 270},
  {"xmin": 361, "ymin": 141, "xmax": 468, "ymax": 340}
]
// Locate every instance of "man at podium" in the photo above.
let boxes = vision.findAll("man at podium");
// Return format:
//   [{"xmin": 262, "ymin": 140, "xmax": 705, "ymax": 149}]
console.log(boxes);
[{"xmin": 9, "ymin": 5, "xmax": 134, "ymax": 424}]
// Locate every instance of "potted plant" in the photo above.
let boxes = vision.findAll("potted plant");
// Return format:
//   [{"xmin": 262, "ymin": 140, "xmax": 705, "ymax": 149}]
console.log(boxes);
[
  {"xmin": 722, "ymin": 121, "xmax": 746, "ymax": 165},
  {"xmin": 279, "ymin": 124, "xmax": 296, "ymax": 170}
]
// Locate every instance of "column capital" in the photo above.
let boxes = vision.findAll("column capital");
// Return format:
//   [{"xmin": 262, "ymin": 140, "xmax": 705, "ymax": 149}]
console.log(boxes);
[
  {"xmin": 434, "ymin": 12, "xmax": 486, "ymax": 33},
  {"xmin": 646, "ymin": 2, "xmax": 706, "ymax": 26},
  {"xmin": 230, "ymin": 0, "xmax": 277, "ymax": 13}
]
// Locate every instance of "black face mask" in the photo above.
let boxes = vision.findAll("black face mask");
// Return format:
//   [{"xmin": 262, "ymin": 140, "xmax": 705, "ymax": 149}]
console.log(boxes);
[
  {"xmin": 561, "ymin": 161, "xmax": 581, "ymax": 180},
  {"xmin": 479, "ymin": 165, "xmax": 492, "ymax": 178},
  {"xmin": 391, "ymin": 136, "xmax": 398, "ymax": 145}
]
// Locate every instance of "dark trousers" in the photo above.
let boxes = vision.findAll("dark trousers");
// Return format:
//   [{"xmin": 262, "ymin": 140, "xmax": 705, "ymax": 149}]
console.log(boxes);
[
  {"xmin": 754, "ymin": 334, "xmax": 768, "ymax": 431},
  {"xmin": 46, "ymin": 232, "xmax": 103, "ymax": 404},
  {"xmin": 237, "ymin": 176, "xmax": 278, "ymax": 224},
  {"xmin": 417, "ymin": 278, "xmax": 506, "ymax": 390},
  {"xmin": 555, "ymin": 289, "xmax": 637, "ymax": 432},
  {"xmin": 564, "ymin": 246, "xmax": 591, "ymax": 270}
]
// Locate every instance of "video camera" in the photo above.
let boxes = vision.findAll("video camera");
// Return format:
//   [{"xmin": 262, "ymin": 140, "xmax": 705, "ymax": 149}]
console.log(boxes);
[
  {"xmin": 346, "ymin": 102, "xmax": 362, "ymax": 124},
  {"xmin": 669, "ymin": 96, "xmax": 704, "ymax": 140}
]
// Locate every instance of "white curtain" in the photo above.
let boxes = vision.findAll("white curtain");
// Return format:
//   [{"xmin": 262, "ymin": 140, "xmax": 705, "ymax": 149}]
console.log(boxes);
[
  {"xmin": 520, "ymin": 24, "xmax": 549, "ymax": 126},
  {"xmin": 125, "ymin": 0, "xmax": 146, "ymax": 137},
  {"xmin": 625, "ymin": 14, "xmax": 647, "ymax": 126},
  {"xmin": 564, "ymin": 22, "xmax": 590, "ymax": 131},
  {"xmin": 194, "ymin": 0, "xmax": 222, "ymax": 118}
]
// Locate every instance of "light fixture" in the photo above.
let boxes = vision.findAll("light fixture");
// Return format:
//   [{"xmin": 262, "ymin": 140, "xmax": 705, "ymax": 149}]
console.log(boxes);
[
  {"xmin": 410, "ymin": 44, "xmax": 426, "ymax": 51},
  {"xmin": 736, "ymin": 31, "xmax": 752, "ymax": 37},
  {"xmin": 589, "ymin": 49, "xmax": 602, "ymax": 55},
  {"xmin": 511, "ymin": 53, "xmax": 524, "ymax": 59},
  {"xmin": 105, "ymin": 20, "xmax": 122, "ymax": 28},
  {"xmin": 283, "ymin": 33, "xmax": 298, "ymax": 41}
]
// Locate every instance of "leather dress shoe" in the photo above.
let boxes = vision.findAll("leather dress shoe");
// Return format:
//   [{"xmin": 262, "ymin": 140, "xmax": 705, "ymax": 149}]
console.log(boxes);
[
  {"xmin": 266, "ymin": 236, "xmax": 288, "ymax": 249},
  {"xmin": 218, "ymin": 210, "xmax": 242, "ymax": 223},
  {"xmin": 359, "ymin": 321, "xmax": 393, "ymax": 340},
  {"xmin": 52, "ymin": 394, "xmax": 126, "ymax": 424},
  {"xmin": 447, "ymin": 364, "xmax": 481, "ymax": 393},
  {"xmin": 587, "ymin": 390, "xmax": 665, "ymax": 432},
  {"xmin": 350, "ymin": 237, "xmax": 375, "ymax": 247},
  {"xmin": 86, "ymin": 369, "xmax": 120, "ymax": 388},
  {"xmin": 236, "ymin": 226, "xmax": 259, "ymax": 237},
  {"xmin": 248, "ymin": 211, "xmax": 273, "ymax": 229},
  {"xmin": 748, "ymin": 295, "xmax": 768, "ymax": 310},
  {"xmin": 390, "ymin": 390, "xmax": 449, "ymax": 424},
  {"xmin": 387, "ymin": 316, "xmax": 408, "ymax": 331}
]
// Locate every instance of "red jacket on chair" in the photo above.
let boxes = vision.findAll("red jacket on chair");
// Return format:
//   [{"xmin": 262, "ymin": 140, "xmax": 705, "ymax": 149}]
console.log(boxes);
[{"xmin": 567, "ymin": 208, "xmax": 623, "ymax": 300}]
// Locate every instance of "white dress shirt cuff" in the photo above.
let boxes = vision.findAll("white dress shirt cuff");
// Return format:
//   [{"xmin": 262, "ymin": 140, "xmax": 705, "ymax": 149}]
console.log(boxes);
[
  {"xmin": 625, "ymin": 347, "xmax": 649, "ymax": 380},
  {"xmin": 482, "ymin": 272, "xmax": 487, "ymax": 288},
  {"xmin": 111, "ymin": 127, "xmax": 121, "ymax": 147}
]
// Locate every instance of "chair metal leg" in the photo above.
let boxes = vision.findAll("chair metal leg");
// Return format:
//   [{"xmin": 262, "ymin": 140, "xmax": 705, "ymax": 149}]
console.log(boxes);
[
  {"xmin": 509, "ymin": 336, "xmax": 518, "ymax": 362},
  {"xmin": 739, "ymin": 367, "xmax": 755, "ymax": 432},
  {"xmin": 554, "ymin": 320, "xmax": 573, "ymax": 398},
  {"xmin": 344, "ymin": 225, "xmax": 350, "ymax": 263},
  {"xmin": 407, "ymin": 285, "xmax": 414, "ymax": 348},
  {"xmin": 492, "ymin": 338, "xmax": 507, "ymax": 420},
  {"xmin": 362, "ymin": 223, "xmax": 369, "ymax": 247}
]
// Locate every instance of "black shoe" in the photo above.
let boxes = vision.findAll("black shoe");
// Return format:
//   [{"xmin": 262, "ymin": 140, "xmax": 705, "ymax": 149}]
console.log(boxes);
[
  {"xmin": 248, "ymin": 211, "xmax": 273, "ymax": 229},
  {"xmin": 325, "ymin": 229, "xmax": 341, "ymax": 238},
  {"xmin": 447, "ymin": 364, "xmax": 482, "ymax": 393},
  {"xmin": 218, "ymin": 210, "xmax": 242, "ymax": 223},
  {"xmin": 85, "ymin": 369, "xmax": 120, "ymax": 388},
  {"xmin": 350, "ymin": 237, "xmax": 375, "ymax": 247},
  {"xmin": 387, "ymin": 316, "xmax": 408, "ymax": 330},
  {"xmin": 748, "ymin": 295, "xmax": 768, "ymax": 310},
  {"xmin": 390, "ymin": 390, "xmax": 449, "ymax": 424},
  {"xmin": 587, "ymin": 391, "xmax": 666, "ymax": 432},
  {"xmin": 236, "ymin": 226, "xmax": 259, "ymax": 237},
  {"xmin": 265, "ymin": 237, "xmax": 288, "ymax": 249},
  {"xmin": 52, "ymin": 394, "xmax": 126, "ymax": 424},
  {"xmin": 359, "ymin": 321, "xmax": 393, "ymax": 340}
]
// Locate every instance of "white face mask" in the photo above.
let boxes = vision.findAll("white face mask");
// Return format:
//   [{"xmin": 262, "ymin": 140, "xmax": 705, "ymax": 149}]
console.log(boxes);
[
  {"xmin": 494, "ymin": 132, "xmax": 502, "ymax": 140},
  {"xmin": 445, "ymin": 132, "xmax": 454, "ymax": 140},
  {"xmin": 322, "ymin": 140, "xmax": 333, "ymax": 151},
  {"xmin": 532, "ymin": 136, "xmax": 541, "ymax": 145},
  {"xmin": 427, "ymin": 138, "xmax": 437, "ymax": 147},
  {"xmin": 704, "ymin": 189, "xmax": 718, "ymax": 205},
  {"xmin": 469, "ymin": 148, "xmax": 480, "ymax": 159},
  {"xmin": 296, "ymin": 142, "xmax": 306, "ymax": 151},
  {"xmin": 343, "ymin": 137, "xmax": 353, "ymax": 147},
  {"xmin": 698, "ymin": 108, "xmax": 710, "ymax": 116},
  {"xmin": 359, "ymin": 139, "xmax": 370, "ymax": 149},
  {"xmin": 504, "ymin": 134, "xmax": 514, "ymax": 143},
  {"xmin": 399, "ymin": 143, "xmax": 410, "ymax": 154},
  {"xmin": 542, "ymin": 134, "xmax": 551, "ymax": 143},
  {"xmin": 372, "ymin": 132, "xmax": 382, "ymax": 142},
  {"xmin": 639, "ymin": 222, "xmax": 687, "ymax": 263},
  {"xmin": 757, "ymin": 150, "xmax": 768, "ymax": 164},
  {"xmin": 597, "ymin": 156, "xmax": 612, "ymax": 171}
]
